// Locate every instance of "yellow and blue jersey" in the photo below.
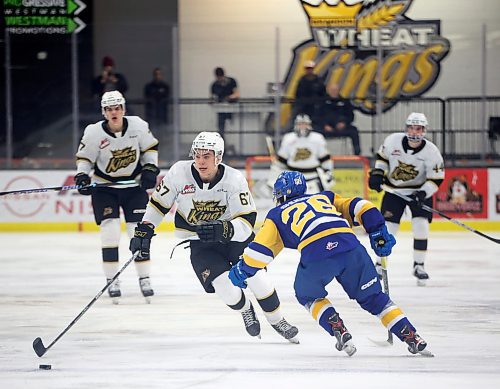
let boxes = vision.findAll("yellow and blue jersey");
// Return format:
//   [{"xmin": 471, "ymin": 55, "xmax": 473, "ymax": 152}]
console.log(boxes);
[{"xmin": 242, "ymin": 191, "xmax": 385, "ymax": 271}]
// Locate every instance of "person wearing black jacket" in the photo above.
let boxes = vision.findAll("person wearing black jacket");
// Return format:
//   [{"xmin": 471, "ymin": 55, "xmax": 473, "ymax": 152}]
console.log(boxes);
[
  {"xmin": 293, "ymin": 60, "xmax": 326, "ymax": 119},
  {"xmin": 315, "ymin": 84, "xmax": 361, "ymax": 155}
]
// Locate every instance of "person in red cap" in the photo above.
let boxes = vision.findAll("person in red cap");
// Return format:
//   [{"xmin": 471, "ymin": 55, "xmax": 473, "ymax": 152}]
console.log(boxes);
[
  {"xmin": 293, "ymin": 60, "xmax": 326, "ymax": 120},
  {"xmin": 91, "ymin": 56, "xmax": 129, "ymax": 98}
]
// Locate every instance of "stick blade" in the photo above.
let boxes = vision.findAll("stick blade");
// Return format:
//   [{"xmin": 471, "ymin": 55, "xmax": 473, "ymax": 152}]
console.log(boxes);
[
  {"xmin": 368, "ymin": 337, "xmax": 394, "ymax": 347},
  {"xmin": 33, "ymin": 337, "xmax": 47, "ymax": 357}
]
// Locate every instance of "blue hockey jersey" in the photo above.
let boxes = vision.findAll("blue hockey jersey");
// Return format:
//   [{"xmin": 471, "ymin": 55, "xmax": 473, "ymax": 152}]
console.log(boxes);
[{"xmin": 241, "ymin": 191, "xmax": 385, "ymax": 272}]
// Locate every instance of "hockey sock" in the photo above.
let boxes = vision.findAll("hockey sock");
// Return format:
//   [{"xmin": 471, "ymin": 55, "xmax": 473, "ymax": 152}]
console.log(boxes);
[
  {"xmin": 134, "ymin": 259, "xmax": 151, "ymax": 279},
  {"xmin": 103, "ymin": 260, "xmax": 120, "ymax": 280},
  {"xmin": 247, "ymin": 271, "xmax": 282, "ymax": 324},
  {"xmin": 213, "ymin": 272, "xmax": 250, "ymax": 310}
]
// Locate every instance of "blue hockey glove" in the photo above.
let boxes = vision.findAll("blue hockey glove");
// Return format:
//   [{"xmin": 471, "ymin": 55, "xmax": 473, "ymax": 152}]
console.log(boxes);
[
  {"xmin": 409, "ymin": 190, "xmax": 426, "ymax": 208},
  {"xmin": 229, "ymin": 259, "xmax": 251, "ymax": 289},
  {"xmin": 369, "ymin": 225, "xmax": 396, "ymax": 257}
]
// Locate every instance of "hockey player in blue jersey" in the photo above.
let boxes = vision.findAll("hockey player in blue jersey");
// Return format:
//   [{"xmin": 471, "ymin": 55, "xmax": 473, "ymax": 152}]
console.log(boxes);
[{"xmin": 229, "ymin": 171, "xmax": 433, "ymax": 357}]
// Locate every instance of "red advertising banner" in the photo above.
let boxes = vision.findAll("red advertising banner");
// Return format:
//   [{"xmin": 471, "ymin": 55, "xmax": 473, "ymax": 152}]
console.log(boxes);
[{"xmin": 435, "ymin": 168, "xmax": 488, "ymax": 218}]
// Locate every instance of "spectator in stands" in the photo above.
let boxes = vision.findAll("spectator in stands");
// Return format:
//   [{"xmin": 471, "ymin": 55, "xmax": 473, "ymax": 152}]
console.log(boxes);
[
  {"xmin": 210, "ymin": 67, "xmax": 240, "ymax": 140},
  {"xmin": 91, "ymin": 56, "xmax": 129, "ymax": 99},
  {"xmin": 315, "ymin": 83, "xmax": 361, "ymax": 155},
  {"xmin": 293, "ymin": 60, "xmax": 325, "ymax": 119},
  {"xmin": 144, "ymin": 67, "xmax": 170, "ymax": 129}
]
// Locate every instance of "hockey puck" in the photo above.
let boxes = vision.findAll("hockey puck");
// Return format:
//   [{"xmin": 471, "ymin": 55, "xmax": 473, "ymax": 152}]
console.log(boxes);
[{"xmin": 39, "ymin": 364, "xmax": 51, "ymax": 370}]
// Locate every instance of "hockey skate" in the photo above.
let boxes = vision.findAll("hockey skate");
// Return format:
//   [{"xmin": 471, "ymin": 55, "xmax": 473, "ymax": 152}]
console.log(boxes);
[
  {"xmin": 399, "ymin": 325, "xmax": 434, "ymax": 357},
  {"xmin": 328, "ymin": 312, "xmax": 357, "ymax": 357},
  {"xmin": 271, "ymin": 318, "xmax": 300, "ymax": 344},
  {"xmin": 413, "ymin": 262, "xmax": 429, "ymax": 286},
  {"xmin": 241, "ymin": 304, "xmax": 261, "ymax": 338},
  {"xmin": 107, "ymin": 278, "xmax": 121, "ymax": 304},
  {"xmin": 139, "ymin": 277, "xmax": 154, "ymax": 303}
]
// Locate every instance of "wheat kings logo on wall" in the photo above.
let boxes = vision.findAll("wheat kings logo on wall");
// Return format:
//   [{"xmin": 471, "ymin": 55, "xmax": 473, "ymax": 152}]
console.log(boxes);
[{"xmin": 281, "ymin": 0, "xmax": 450, "ymax": 121}]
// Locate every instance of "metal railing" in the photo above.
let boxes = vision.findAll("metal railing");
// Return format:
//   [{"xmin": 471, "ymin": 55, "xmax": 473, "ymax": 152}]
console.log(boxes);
[{"xmin": 1, "ymin": 96, "xmax": 499, "ymax": 169}]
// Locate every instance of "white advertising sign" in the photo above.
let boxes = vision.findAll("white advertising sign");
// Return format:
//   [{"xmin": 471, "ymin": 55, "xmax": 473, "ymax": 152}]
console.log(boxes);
[{"xmin": 0, "ymin": 171, "xmax": 94, "ymax": 222}]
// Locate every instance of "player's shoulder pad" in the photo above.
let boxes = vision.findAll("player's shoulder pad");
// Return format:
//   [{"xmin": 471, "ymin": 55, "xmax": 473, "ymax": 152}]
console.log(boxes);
[
  {"xmin": 222, "ymin": 164, "xmax": 248, "ymax": 188},
  {"xmin": 125, "ymin": 116, "xmax": 149, "ymax": 130},
  {"xmin": 310, "ymin": 131, "xmax": 326, "ymax": 141},
  {"xmin": 168, "ymin": 160, "xmax": 192, "ymax": 176},
  {"xmin": 83, "ymin": 121, "xmax": 104, "ymax": 135}
]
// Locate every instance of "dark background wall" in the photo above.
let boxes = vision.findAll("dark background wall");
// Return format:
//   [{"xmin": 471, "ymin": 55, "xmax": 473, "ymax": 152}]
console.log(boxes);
[{"xmin": 93, "ymin": 0, "xmax": 178, "ymax": 103}]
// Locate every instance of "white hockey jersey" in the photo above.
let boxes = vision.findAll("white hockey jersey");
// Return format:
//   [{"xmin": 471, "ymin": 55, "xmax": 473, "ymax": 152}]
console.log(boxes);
[
  {"xmin": 76, "ymin": 116, "xmax": 158, "ymax": 187},
  {"xmin": 375, "ymin": 133, "xmax": 445, "ymax": 197},
  {"xmin": 277, "ymin": 131, "xmax": 332, "ymax": 175},
  {"xmin": 143, "ymin": 161, "xmax": 257, "ymax": 241}
]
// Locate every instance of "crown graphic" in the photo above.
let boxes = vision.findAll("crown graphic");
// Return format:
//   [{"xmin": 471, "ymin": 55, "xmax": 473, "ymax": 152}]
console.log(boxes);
[{"xmin": 301, "ymin": 0, "xmax": 363, "ymax": 28}]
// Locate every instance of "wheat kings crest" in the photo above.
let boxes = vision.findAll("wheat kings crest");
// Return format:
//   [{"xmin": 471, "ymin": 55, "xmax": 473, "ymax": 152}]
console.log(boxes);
[{"xmin": 146, "ymin": 160, "xmax": 256, "ymax": 240}]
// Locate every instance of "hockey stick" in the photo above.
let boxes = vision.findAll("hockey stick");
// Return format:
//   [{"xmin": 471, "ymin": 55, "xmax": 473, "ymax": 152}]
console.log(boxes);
[
  {"xmin": 382, "ymin": 185, "xmax": 500, "ymax": 244},
  {"xmin": 265, "ymin": 135, "xmax": 277, "ymax": 160},
  {"xmin": 33, "ymin": 251, "xmax": 140, "ymax": 357},
  {"xmin": 380, "ymin": 256, "xmax": 393, "ymax": 344},
  {"xmin": 0, "ymin": 180, "xmax": 137, "ymax": 197}
]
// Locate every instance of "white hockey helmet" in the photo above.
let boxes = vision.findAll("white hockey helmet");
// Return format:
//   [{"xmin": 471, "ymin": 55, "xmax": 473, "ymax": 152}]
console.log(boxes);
[
  {"xmin": 405, "ymin": 112, "xmax": 427, "ymax": 142},
  {"xmin": 294, "ymin": 114, "xmax": 312, "ymax": 137},
  {"xmin": 101, "ymin": 91, "xmax": 126, "ymax": 115},
  {"xmin": 190, "ymin": 131, "xmax": 225, "ymax": 164}
]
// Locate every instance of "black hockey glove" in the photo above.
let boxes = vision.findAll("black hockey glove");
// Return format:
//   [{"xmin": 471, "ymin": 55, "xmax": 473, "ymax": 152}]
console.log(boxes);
[
  {"xmin": 368, "ymin": 168, "xmax": 385, "ymax": 192},
  {"xmin": 140, "ymin": 164, "xmax": 160, "ymax": 190},
  {"xmin": 196, "ymin": 220, "xmax": 234, "ymax": 244},
  {"xmin": 129, "ymin": 222, "xmax": 156, "ymax": 259},
  {"xmin": 74, "ymin": 173, "xmax": 92, "ymax": 195},
  {"xmin": 409, "ymin": 190, "xmax": 427, "ymax": 208}
]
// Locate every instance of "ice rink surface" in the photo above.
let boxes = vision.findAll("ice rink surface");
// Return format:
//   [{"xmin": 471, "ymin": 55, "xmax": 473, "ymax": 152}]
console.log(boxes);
[{"xmin": 0, "ymin": 230, "xmax": 499, "ymax": 389}]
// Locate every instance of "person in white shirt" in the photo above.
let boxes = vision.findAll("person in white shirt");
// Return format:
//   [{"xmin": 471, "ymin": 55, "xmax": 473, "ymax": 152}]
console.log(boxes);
[
  {"xmin": 129, "ymin": 132, "xmax": 299, "ymax": 342},
  {"xmin": 368, "ymin": 112, "xmax": 445, "ymax": 285},
  {"xmin": 75, "ymin": 91, "xmax": 159, "ymax": 303}
]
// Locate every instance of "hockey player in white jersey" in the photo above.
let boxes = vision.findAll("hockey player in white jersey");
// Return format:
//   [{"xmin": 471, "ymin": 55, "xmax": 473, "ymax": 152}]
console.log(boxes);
[
  {"xmin": 368, "ymin": 112, "xmax": 445, "ymax": 285},
  {"xmin": 129, "ymin": 131, "xmax": 299, "ymax": 342},
  {"xmin": 269, "ymin": 114, "xmax": 333, "ymax": 193},
  {"xmin": 75, "ymin": 91, "xmax": 160, "ymax": 303}
]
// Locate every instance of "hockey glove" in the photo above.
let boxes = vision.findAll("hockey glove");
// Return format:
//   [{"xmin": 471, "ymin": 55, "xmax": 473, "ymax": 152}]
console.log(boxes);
[
  {"xmin": 369, "ymin": 224, "xmax": 396, "ymax": 257},
  {"xmin": 74, "ymin": 173, "xmax": 92, "ymax": 195},
  {"xmin": 196, "ymin": 220, "xmax": 234, "ymax": 244},
  {"xmin": 129, "ymin": 222, "xmax": 156, "ymax": 259},
  {"xmin": 140, "ymin": 164, "xmax": 160, "ymax": 190},
  {"xmin": 409, "ymin": 190, "xmax": 427, "ymax": 208},
  {"xmin": 368, "ymin": 168, "xmax": 385, "ymax": 192},
  {"xmin": 229, "ymin": 259, "xmax": 251, "ymax": 289}
]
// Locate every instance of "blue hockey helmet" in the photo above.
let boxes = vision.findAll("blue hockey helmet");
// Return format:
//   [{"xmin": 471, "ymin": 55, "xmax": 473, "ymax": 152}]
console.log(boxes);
[{"xmin": 273, "ymin": 171, "xmax": 307, "ymax": 204}]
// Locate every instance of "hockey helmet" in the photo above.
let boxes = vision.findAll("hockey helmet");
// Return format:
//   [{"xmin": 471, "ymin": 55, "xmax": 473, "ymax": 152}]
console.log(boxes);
[
  {"xmin": 405, "ymin": 112, "xmax": 427, "ymax": 142},
  {"xmin": 273, "ymin": 171, "xmax": 307, "ymax": 204},
  {"xmin": 190, "ymin": 131, "xmax": 225, "ymax": 164},
  {"xmin": 101, "ymin": 91, "xmax": 126, "ymax": 115},
  {"xmin": 294, "ymin": 114, "xmax": 312, "ymax": 137}
]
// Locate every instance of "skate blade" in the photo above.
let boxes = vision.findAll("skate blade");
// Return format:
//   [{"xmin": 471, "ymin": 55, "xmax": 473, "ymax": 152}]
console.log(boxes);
[
  {"xmin": 111, "ymin": 297, "xmax": 120, "ymax": 305},
  {"xmin": 368, "ymin": 337, "xmax": 393, "ymax": 347},
  {"xmin": 418, "ymin": 349, "xmax": 435, "ymax": 357},
  {"xmin": 144, "ymin": 296, "xmax": 152, "ymax": 304},
  {"xmin": 416, "ymin": 279, "xmax": 427, "ymax": 286},
  {"xmin": 287, "ymin": 336, "xmax": 300, "ymax": 344}
]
